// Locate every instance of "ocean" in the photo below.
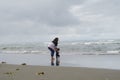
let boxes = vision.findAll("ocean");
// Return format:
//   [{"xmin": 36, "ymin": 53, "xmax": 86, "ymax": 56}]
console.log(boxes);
[
  {"xmin": 0, "ymin": 39, "xmax": 120, "ymax": 55},
  {"xmin": 0, "ymin": 39, "xmax": 120, "ymax": 69}
]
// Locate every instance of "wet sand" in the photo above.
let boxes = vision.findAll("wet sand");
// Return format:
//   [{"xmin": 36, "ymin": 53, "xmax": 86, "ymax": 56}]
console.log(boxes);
[{"xmin": 0, "ymin": 63, "xmax": 120, "ymax": 80}]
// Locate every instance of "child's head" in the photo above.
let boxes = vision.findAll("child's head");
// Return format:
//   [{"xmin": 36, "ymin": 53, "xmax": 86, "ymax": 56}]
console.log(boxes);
[{"xmin": 57, "ymin": 48, "xmax": 60, "ymax": 51}]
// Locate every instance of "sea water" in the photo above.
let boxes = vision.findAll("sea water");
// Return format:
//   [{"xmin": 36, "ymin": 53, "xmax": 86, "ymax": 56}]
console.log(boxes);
[
  {"xmin": 0, "ymin": 39, "xmax": 120, "ymax": 55},
  {"xmin": 0, "ymin": 39, "xmax": 120, "ymax": 70}
]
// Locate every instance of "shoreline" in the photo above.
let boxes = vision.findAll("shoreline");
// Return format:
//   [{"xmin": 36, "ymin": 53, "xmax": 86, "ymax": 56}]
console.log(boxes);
[
  {"xmin": 0, "ymin": 63, "xmax": 120, "ymax": 80},
  {"xmin": 1, "ymin": 53, "xmax": 120, "ymax": 70}
]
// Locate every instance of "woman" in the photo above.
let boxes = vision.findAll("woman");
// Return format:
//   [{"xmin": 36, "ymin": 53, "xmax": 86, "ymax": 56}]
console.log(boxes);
[{"xmin": 48, "ymin": 37, "xmax": 59, "ymax": 66}]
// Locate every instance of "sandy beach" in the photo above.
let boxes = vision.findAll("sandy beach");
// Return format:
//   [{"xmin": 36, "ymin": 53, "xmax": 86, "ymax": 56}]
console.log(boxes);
[{"xmin": 0, "ymin": 63, "xmax": 120, "ymax": 80}]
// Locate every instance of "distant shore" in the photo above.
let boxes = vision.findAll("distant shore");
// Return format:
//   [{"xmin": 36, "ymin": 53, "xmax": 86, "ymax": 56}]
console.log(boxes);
[{"xmin": 0, "ymin": 63, "xmax": 120, "ymax": 80}]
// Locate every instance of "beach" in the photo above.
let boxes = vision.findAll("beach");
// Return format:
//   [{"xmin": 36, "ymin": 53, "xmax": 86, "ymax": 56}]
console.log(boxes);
[
  {"xmin": 0, "ymin": 63, "xmax": 120, "ymax": 80},
  {"xmin": 0, "ymin": 54, "xmax": 120, "ymax": 80},
  {"xmin": 1, "ymin": 40, "xmax": 120, "ymax": 80}
]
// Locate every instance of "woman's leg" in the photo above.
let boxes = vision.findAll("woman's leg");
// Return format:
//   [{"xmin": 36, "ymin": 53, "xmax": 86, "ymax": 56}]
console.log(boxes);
[{"xmin": 48, "ymin": 47, "xmax": 55, "ymax": 66}]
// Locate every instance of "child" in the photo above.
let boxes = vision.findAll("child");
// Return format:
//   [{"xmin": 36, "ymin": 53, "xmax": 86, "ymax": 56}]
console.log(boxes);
[{"xmin": 56, "ymin": 48, "xmax": 60, "ymax": 66}]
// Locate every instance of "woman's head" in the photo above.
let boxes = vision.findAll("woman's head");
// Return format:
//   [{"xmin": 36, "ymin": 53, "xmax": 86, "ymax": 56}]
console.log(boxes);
[
  {"xmin": 52, "ymin": 37, "xmax": 59, "ymax": 46},
  {"xmin": 53, "ymin": 37, "xmax": 59, "ymax": 42}
]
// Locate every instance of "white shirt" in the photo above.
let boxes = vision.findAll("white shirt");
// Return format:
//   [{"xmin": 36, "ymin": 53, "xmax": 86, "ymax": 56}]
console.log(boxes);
[{"xmin": 48, "ymin": 42, "xmax": 56, "ymax": 50}]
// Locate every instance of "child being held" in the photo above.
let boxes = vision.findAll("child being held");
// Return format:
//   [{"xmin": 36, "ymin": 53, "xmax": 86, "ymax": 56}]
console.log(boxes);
[
  {"xmin": 56, "ymin": 48, "xmax": 60, "ymax": 57},
  {"xmin": 56, "ymin": 48, "xmax": 60, "ymax": 66}
]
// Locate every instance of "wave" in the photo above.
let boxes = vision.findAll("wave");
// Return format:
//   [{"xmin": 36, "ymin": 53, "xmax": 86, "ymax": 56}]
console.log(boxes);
[
  {"xmin": 107, "ymin": 50, "xmax": 120, "ymax": 54},
  {"xmin": 1, "ymin": 50, "xmax": 48, "ymax": 54},
  {"xmin": 1, "ymin": 40, "xmax": 120, "ymax": 55},
  {"xmin": 67, "ymin": 40, "xmax": 120, "ymax": 46}
]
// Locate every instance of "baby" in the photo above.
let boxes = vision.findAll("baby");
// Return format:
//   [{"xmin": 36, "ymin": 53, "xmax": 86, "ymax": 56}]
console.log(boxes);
[
  {"xmin": 56, "ymin": 48, "xmax": 60, "ymax": 66},
  {"xmin": 56, "ymin": 48, "xmax": 60, "ymax": 57}
]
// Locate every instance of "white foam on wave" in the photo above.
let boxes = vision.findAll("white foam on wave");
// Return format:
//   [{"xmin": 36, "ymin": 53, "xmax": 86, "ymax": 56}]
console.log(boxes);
[
  {"xmin": 84, "ymin": 42, "xmax": 92, "ymax": 45},
  {"xmin": 1, "ymin": 50, "xmax": 47, "ymax": 54},
  {"xmin": 107, "ymin": 51, "xmax": 119, "ymax": 53},
  {"xmin": 83, "ymin": 40, "xmax": 119, "ymax": 45},
  {"xmin": 107, "ymin": 50, "xmax": 120, "ymax": 54}
]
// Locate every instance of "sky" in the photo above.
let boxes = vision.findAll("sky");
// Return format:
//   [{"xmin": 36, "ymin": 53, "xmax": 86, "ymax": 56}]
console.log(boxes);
[{"xmin": 0, "ymin": 0, "xmax": 120, "ymax": 43}]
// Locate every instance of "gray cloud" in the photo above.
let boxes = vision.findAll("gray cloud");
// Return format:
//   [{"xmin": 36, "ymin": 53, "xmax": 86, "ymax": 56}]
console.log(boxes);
[
  {"xmin": 0, "ymin": 0, "xmax": 120, "ymax": 43},
  {"xmin": 0, "ymin": 0, "xmax": 84, "ymax": 27}
]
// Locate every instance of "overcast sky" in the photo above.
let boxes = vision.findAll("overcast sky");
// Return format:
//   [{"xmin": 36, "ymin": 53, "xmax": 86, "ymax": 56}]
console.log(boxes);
[{"xmin": 0, "ymin": 0, "xmax": 120, "ymax": 43}]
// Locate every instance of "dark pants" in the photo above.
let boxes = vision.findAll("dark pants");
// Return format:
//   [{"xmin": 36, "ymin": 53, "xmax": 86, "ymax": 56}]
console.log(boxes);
[{"xmin": 48, "ymin": 47, "xmax": 54, "ymax": 57}]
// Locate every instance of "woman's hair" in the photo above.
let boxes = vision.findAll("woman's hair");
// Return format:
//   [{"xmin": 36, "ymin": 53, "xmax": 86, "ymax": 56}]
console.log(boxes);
[{"xmin": 52, "ymin": 37, "xmax": 59, "ymax": 46}]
